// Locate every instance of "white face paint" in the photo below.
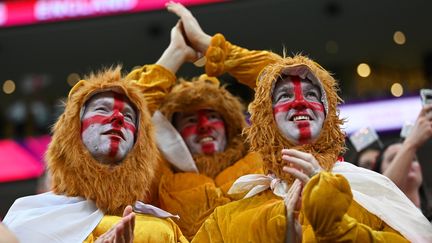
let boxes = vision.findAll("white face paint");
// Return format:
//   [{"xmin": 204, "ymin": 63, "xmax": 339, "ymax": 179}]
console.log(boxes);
[
  {"xmin": 173, "ymin": 109, "xmax": 227, "ymax": 155},
  {"xmin": 272, "ymin": 76, "xmax": 325, "ymax": 145},
  {"xmin": 81, "ymin": 91, "xmax": 137, "ymax": 165}
]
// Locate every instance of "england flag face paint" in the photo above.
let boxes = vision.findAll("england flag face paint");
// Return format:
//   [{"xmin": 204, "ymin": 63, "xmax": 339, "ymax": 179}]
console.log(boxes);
[
  {"xmin": 81, "ymin": 91, "xmax": 137, "ymax": 165},
  {"xmin": 272, "ymin": 76, "xmax": 325, "ymax": 145},
  {"xmin": 173, "ymin": 109, "xmax": 227, "ymax": 155}
]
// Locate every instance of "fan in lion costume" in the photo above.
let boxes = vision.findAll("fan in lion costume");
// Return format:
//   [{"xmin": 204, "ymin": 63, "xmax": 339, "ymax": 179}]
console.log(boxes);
[
  {"xmin": 152, "ymin": 74, "xmax": 263, "ymax": 240},
  {"xmin": 166, "ymin": 2, "xmax": 432, "ymax": 242},
  {"xmin": 3, "ymin": 22, "xmax": 194, "ymax": 243}
]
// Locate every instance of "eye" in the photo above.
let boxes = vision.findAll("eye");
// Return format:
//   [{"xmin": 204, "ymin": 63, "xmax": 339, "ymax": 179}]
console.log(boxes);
[
  {"xmin": 208, "ymin": 112, "xmax": 221, "ymax": 120},
  {"xmin": 95, "ymin": 106, "xmax": 108, "ymax": 112},
  {"xmin": 124, "ymin": 112, "xmax": 135, "ymax": 122},
  {"xmin": 274, "ymin": 92, "xmax": 292, "ymax": 103},
  {"xmin": 305, "ymin": 90, "xmax": 320, "ymax": 101},
  {"xmin": 187, "ymin": 117, "xmax": 198, "ymax": 123}
]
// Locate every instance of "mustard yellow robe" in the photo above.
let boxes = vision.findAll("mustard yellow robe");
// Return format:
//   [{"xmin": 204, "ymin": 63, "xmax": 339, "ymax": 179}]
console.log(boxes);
[
  {"xmin": 159, "ymin": 152, "xmax": 263, "ymax": 240},
  {"xmin": 192, "ymin": 172, "xmax": 407, "ymax": 242}
]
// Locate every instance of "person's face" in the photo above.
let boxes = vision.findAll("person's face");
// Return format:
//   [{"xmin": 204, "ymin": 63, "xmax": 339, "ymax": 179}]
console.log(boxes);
[
  {"xmin": 81, "ymin": 91, "xmax": 137, "ymax": 165},
  {"xmin": 381, "ymin": 143, "xmax": 423, "ymax": 186},
  {"xmin": 173, "ymin": 109, "xmax": 227, "ymax": 155},
  {"xmin": 358, "ymin": 149, "xmax": 380, "ymax": 170},
  {"xmin": 272, "ymin": 76, "xmax": 325, "ymax": 145}
]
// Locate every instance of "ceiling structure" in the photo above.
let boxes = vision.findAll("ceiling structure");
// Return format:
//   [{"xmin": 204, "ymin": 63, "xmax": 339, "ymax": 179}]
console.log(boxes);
[{"xmin": 0, "ymin": 0, "xmax": 431, "ymax": 129}]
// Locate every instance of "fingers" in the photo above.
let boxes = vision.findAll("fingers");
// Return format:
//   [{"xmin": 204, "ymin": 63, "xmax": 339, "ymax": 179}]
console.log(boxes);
[
  {"xmin": 286, "ymin": 180, "xmax": 302, "ymax": 208},
  {"xmin": 283, "ymin": 166, "xmax": 310, "ymax": 184},
  {"xmin": 281, "ymin": 149, "xmax": 322, "ymax": 178},
  {"xmin": 282, "ymin": 149, "xmax": 316, "ymax": 164},
  {"xmin": 166, "ymin": 1, "xmax": 191, "ymax": 18},
  {"xmin": 282, "ymin": 155, "xmax": 315, "ymax": 175},
  {"xmin": 114, "ymin": 223, "xmax": 125, "ymax": 243},
  {"xmin": 122, "ymin": 205, "xmax": 133, "ymax": 217},
  {"xmin": 421, "ymin": 104, "xmax": 432, "ymax": 116}
]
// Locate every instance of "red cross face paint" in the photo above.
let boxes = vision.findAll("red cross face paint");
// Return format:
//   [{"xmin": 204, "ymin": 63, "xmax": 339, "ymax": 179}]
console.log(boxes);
[
  {"xmin": 81, "ymin": 91, "xmax": 137, "ymax": 165},
  {"xmin": 173, "ymin": 109, "xmax": 227, "ymax": 155},
  {"xmin": 272, "ymin": 76, "xmax": 325, "ymax": 145}
]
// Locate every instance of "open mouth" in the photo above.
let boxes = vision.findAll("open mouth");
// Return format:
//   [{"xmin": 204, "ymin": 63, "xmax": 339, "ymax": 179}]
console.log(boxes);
[
  {"xmin": 102, "ymin": 129, "xmax": 125, "ymax": 140},
  {"xmin": 196, "ymin": 136, "xmax": 215, "ymax": 144},
  {"xmin": 290, "ymin": 114, "xmax": 312, "ymax": 121}
]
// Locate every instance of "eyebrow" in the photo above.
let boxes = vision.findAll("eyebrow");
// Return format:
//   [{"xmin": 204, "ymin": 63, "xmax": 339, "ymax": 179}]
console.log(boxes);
[{"xmin": 85, "ymin": 96, "xmax": 109, "ymax": 107}]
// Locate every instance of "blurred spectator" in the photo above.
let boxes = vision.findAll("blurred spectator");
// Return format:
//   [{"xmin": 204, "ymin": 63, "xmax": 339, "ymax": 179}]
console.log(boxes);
[
  {"xmin": 354, "ymin": 145, "xmax": 381, "ymax": 170},
  {"xmin": 349, "ymin": 127, "xmax": 382, "ymax": 169},
  {"xmin": 374, "ymin": 104, "xmax": 432, "ymax": 220}
]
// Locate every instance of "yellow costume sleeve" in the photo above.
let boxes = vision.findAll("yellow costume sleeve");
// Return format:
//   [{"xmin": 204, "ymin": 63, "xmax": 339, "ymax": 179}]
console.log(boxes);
[
  {"xmin": 126, "ymin": 64, "xmax": 176, "ymax": 115},
  {"xmin": 84, "ymin": 214, "xmax": 189, "ymax": 243},
  {"xmin": 159, "ymin": 171, "xmax": 230, "ymax": 240},
  {"xmin": 205, "ymin": 33, "xmax": 281, "ymax": 89},
  {"xmin": 159, "ymin": 152, "xmax": 263, "ymax": 240},
  {"xmin": 192, "ymin": 191, "xmax": 286, "ymax": 243},
  {"xmin": 302, "ymin": 172, "xmax": 409, "ymax": 242}
]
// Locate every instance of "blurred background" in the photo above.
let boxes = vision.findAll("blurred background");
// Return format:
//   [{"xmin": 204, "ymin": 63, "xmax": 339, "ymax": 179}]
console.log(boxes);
[{"xmin": 1, "ymin": 0, "xmax": 431, "ymax": 218}]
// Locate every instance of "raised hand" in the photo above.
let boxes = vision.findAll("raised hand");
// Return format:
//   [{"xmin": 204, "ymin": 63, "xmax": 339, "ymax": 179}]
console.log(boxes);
[
  {"xmin": 156, "ymin": 21, "xmax": 199, "ymax": 73},
  {"xmin": 281, "ymin": 149, "xmax": 322, "ymax": 184},
  {"xmin": 405, "ymin": 104, "xmax": 432, "ymax": 149},
  {"xmin": 166, "ymin": 1, "xmax": 211, "ymax": 53},
  {"xmin": 95, "ymin": 205, "xmax": 135, "ymax": 243},
  {"xmin": 284, "ymin": 179, "xmax": 302, "ymax": 243}
]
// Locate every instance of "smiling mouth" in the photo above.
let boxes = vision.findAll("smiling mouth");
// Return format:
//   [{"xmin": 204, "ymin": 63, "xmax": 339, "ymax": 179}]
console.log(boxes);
[
  {"xmin": 102, "ymin": 129, "xmax": 125, "ymax": 140},
  {"xmin": 290, "ymin": 115, "xmax": 312, "ymax": 121},
  {"xmin": 196, "ymin": 136, "xmax": 215, "ymax": 144}
]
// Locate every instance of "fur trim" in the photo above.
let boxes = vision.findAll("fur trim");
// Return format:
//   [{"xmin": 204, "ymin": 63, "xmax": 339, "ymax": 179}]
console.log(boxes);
[
  {"xmin": 47, "ymin": 66, "xmax": 159, "ymax": 215},
  {"xmin": 246, "ymin": 55, "xmax": 346, "ymax": 184},
  {"xmin": 159, "ymin": 75, "xmax": 248, "ymax": 178}
]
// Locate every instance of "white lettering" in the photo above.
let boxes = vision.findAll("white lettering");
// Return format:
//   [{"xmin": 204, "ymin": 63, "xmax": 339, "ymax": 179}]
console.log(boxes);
[{"xmin": 35, "ymin": 0, "xmax": 137, "ymax": 21}]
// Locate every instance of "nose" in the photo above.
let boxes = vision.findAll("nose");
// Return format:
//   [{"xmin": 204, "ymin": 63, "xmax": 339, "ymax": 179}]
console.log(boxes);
[
  {"xmin": 292, "ymin": 99, "xmax": 308, "ymax": 110},
  {"xmin": 110, "ymin": 110, "xmax": 124, "ymax": 127},
  {"xmin": 197, "ymin": 116, "xmax": 211, "ymax": 133}
]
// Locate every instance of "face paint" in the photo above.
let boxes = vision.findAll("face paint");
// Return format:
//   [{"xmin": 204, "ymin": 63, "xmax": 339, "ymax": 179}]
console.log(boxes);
[
  {"xmin": 272, "ymin": 76, "xmax": 325, "ymax": 145},
  {"xmin": 81, "ymin": 92, "xmax": 137, "ymax": 164},
  {"xmin": 174, "ymin": 109, "xmax": 227, "ymax": 155}
]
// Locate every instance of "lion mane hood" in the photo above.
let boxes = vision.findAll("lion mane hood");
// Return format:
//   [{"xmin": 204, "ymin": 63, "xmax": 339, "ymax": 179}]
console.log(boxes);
[
  {"xmin": 246, "ymin": 55, "xmax": 346, "ymax": 183},
  {"xmin": 46, "ymin": 66, "xmax": 159, "ymax": 215},
  {"xmin": 159, "ymin": 75, "xmax": 248, "ymax": 178}
]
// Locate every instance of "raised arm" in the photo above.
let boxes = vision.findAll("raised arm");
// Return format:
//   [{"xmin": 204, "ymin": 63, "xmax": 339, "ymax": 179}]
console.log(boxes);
[
  {"xmin": 126, "ymin": 21, "xmax": 198, "ymax": 114},
  {"xmin": 166, "ymin": 1, "xmax": 281, "ymax": 89},
  {"xmin": 383, "ymin": 104, "xmax": 432, "ymax": 187}
]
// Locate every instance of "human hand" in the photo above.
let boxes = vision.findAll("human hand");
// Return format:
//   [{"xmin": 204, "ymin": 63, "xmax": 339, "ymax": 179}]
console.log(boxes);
[
  {"xmin": 171, "ymin": 21, "xmax": 199, "ymax": 63},
  {"xmin": 282, "ymin": 149, "xmax": 322, "ymax": 184},
  {"xmin": 405, "ymin": 104, "xmax": 432, "ymax": 149},
  {"xmin": 284, "ymin": 179, "xmax": 302, "ymax": 243},
  {"xmin": 166, "ymin": 1, "xmax": 211, "ymax": 53},
  {"xmin": 156, "ymin": 21, "xmax": 199, "ymax": 73},
  {"xmin": 95, "ymin": 205, "xmax": 135, "ymax": 243}
]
